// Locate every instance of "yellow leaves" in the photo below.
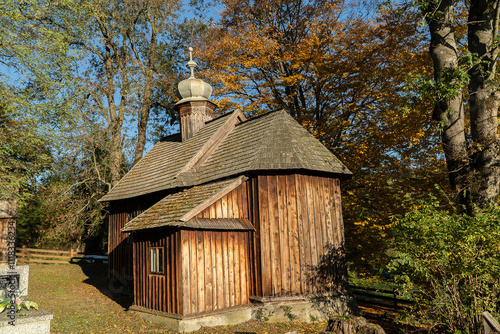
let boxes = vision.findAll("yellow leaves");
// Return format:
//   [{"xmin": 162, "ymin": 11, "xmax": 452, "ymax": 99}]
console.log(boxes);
[{"xmin": 195, "ymin": 0, "xmax": 447, "ymax": 275}]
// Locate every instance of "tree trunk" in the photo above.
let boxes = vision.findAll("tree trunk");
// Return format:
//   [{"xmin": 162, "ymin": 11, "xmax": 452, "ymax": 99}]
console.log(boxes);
[
  {"xmin": 467, "ymin": 0, "xmax": 500, "ymax": 208},
  {"xmin": 133, "ymin": 93, "xmax": 151, "ymax": 166},
  {"xmin": 109, "ymin": 115, "xmax": 124, "ymax": 188},
  {"xmin": 132, "ymin": 13, "xmax": 159, "ymax": 166},
  {"xmin": 133, "ymin": 62, "xmax": 153, "ymax": 166},
  {"xmin": 426, "ymin": 0, "xmax": 470, "ymax": 208}
]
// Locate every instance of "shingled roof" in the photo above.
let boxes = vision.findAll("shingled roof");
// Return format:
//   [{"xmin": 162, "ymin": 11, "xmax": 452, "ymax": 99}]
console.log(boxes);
[
  {"xmin": 101, "ymin": 109, "xmax": 351, "ymax": 202},
  {"xmin": 121, "ymin": 176, "xmax": 253, "ymax": 232},
  {"xmin": 193, "ymin": 109, "xmax": 351, "ymax": 185}
]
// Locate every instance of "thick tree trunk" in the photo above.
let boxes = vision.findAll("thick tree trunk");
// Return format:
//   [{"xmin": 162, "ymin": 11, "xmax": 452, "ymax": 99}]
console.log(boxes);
[
  {"xmin": 426, "ymin": 0, "xmax": 470, "ymax": 208},
  {"xmin": 468, "ymin": 0, "xmax": 500, "ymax": 208}
]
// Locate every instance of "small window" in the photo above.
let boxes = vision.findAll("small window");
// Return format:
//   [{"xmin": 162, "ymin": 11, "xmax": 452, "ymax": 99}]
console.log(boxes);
[{"xmin": 150, "ymin": 247, "xmax": 163, "ymax": 274}]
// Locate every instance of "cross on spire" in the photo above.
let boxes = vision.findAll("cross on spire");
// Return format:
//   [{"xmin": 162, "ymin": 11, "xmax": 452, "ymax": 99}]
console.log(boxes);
[{"xmin": 187, "ymin": 46, "xmax": 197, "ymax": 79}]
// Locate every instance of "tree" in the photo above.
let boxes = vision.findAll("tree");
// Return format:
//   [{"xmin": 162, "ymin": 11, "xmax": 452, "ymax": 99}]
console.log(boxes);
[
  {"xmin": 0, "ymin": 0, "xmax": 190, "ymax": 248},
  {"xmin": 70, "ymin": 0, "xmax": 188, "ymax": 187},
  {"xmin": 17, "ymin": 124, "xmax": 113, "ymax": 250},
  {"xmin": 0, "ymin": 103, "xmax": 52, "ymax": 201},
  {"xmin": 197, "ymin": 0, "xmax": 442, "ymax": 273},
  {"xmin": 0, "ymin": 0, "xmax": 82, "ymax": 202},
  {"xmin": 419, "ymin": 0, "xmax": 500, "ymax": 211}
]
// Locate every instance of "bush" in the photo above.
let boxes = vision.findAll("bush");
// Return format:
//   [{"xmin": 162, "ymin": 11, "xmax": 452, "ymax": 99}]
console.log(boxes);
[{"xmin": 390, "ymin": 200, "xmax": 500, "ymax": 333}]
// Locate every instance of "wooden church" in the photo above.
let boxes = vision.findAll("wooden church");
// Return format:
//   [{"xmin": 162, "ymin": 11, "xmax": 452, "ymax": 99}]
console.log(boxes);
[{"xmin": 100, "ymin": 49, "xmax": 354, "ymax": 331}]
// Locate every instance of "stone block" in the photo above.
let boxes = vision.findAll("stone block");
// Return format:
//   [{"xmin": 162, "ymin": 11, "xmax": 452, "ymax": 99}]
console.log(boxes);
[
  {"xmin": 0, "ymin": 265, "xmax": 29, "ymax": 296},
  {"xmin": 0, "ymin": 309, "xmax": 53, "ymax": 334}
]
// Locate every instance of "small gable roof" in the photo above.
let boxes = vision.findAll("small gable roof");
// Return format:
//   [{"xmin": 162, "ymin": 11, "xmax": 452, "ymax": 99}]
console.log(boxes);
[
  {"xmin": 121, "ymin": 176, "xmax": 252, "ymax": 232},
  {"xmin": 101, "ymin": 109, "xmax": 351, "ymax": 202}
]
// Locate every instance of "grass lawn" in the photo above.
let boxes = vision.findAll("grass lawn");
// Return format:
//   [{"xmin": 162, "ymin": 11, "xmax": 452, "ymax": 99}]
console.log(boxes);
[{"xmin": 25, "ymin": 263, "xmax": 407, "ymax": 333}]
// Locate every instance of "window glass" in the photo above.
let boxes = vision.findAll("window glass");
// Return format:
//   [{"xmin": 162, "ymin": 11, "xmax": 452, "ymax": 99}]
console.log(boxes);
[{"xmin": 150, "ymin": 247, "xmax": 164, "ymax": 274}]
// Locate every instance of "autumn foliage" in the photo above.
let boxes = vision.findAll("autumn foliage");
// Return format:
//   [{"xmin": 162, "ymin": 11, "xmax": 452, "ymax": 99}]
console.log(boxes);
[
  {"xmin": 0, "ymin": 0, "xmax": 461, "ymax": 274},
  {"xmin": 196, "ymin": 0, "xmax": 446, "ymax": 274}
]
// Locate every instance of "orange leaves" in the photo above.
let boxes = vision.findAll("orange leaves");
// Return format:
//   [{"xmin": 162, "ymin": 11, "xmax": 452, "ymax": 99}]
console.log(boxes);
[{"xmin": 195, "ymin": 0, "xmax": 448, "ymax": 274}]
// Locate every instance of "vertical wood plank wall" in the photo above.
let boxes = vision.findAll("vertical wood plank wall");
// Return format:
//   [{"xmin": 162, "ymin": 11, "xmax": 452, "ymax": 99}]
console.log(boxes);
[
  {"xmin": 195, "ymin": 181, "xmax": 250, "ymax": 220},
  {"xmin": 255, "ymin": 174, "xmax": 345, "ymax": 298},
  {"xmin": 186, "ymin": 181, "xmax": 252, "ymax": 314},
  {"xmin": 114, "ymin": 173, "xmax": 345, "ymax": 314},
  {"xmin": 132, "ymin": 228, "xmax": 251, "ymax": 315},
  {"xmin": 180, "ymin": 230, "xmax": 251, "ymax": 315},
  {"xmin": 108, "ymin": 202, "xmax": 135, "ymax": 283},
  {"xmin": 108, "ymin": 191, "xmax": 171, "ymax": 283},
  {"xmin": 133, "ymin": 229, "xmax": 181, "ymax": 314}
]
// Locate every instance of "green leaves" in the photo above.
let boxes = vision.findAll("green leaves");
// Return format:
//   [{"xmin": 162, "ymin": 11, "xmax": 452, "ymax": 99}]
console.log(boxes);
[
  {"xmin": 0, "ymin": 0, "xmax": 84, "ymax": 203},
  {"xmin": 0, "ymin": 296, "xmax": 38, "ymax": 314},
  {"xmin": 390, "ymin": 200, "xmax": 500, "ymax": 333}
]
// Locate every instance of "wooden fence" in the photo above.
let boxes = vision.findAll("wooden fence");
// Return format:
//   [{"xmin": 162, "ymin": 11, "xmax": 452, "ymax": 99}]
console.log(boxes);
[
  {"xmin": 16, "ymin": 246, "xmax": 85, "ymax": 264},
  {"xmin": 349, "ymin": 284, "xmax": 412, "ymax": 310}
]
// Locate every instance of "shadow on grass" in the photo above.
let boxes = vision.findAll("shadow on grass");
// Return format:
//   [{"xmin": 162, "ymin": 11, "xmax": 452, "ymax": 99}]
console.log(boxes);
[{"xmin": 71, "ymin": 262, "xmax": 134, "ymax": 310}]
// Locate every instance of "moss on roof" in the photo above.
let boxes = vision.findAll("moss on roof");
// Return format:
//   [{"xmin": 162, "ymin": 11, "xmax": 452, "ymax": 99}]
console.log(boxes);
[
  {"xmin": 121, "ymin": 177, "xmax": 241, "ymax": 232},
  {"xmin": 102, "ymin": 109, "xmax": 351, "ymax": 202}
]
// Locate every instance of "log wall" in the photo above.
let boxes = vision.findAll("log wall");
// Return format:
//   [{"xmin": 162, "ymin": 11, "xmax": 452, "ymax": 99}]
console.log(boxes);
[{"xmin": 254, "ymin": 174, "xmax": 345, "ymax": 298}]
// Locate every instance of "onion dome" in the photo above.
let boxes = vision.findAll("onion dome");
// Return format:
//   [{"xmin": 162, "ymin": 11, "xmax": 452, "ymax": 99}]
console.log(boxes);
[{"xmin": 175, "ymin": 47, "xmax": 212, "ymax": 105}]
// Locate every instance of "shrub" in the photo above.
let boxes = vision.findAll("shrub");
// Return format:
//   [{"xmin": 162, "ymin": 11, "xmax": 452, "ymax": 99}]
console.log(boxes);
[{"xmin": 390, "ymin": 200, "xmax": 500, "ymax": 333}]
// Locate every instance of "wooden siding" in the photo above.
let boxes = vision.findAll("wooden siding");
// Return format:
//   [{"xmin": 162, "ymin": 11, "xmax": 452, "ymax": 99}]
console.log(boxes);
[
  {"xmin": 108, "ymin": 190, "xmax": 172, "ymax": 283},
  {"xmin": 133, "ymin": 229, "xmax": 181, "ymax": 314},
  {"xmin": 254, "ymin": 174, "xmax": 345, "ymax": 298},
  {"xmin": 192, "ymin": 180, "xmax": 256, "ymax": 306},
  {"xmin": 132, "ymin": 228, "xmax": 251, "ymax": 315},
  {"xmin": 195, "ymin": 180, "xmax": 251, "ymax": 220},
  {"xmin": 180, "ymin": 229, "xmax": 251, "ymax": 315},
  {"xmin": 112, "ymin": 172, "xmax": 346, "ymax": 314},
  {"xmin": 108, "ymin": 203, "xmax": 134, "ymax": 284}
]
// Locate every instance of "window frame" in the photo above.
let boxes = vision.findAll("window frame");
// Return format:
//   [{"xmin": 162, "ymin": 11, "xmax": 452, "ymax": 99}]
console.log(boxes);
[{"xmin": 150, "ymin": 247, "xmax": 164, "ymax": 275}]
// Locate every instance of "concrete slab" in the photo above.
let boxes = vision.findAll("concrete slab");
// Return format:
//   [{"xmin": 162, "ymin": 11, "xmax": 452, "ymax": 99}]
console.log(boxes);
[
  {"xmin": 133, "ymin": 305, "xmax": 253, "ymax": 332},
  {"xmin": 132, "ymin": 294, "xmax": 358, "ymax": 332},
  {"xmin": 0, "ymin": 309, "xmax": 53, "ymax": 334}
]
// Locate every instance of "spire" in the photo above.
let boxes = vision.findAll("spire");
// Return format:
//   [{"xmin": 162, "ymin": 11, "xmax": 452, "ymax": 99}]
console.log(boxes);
[
  {"xmin": 175, "ymin": 47, "xmax": 212, "ymax": 105},
  {"xmin": 174, "ymin": 47, "xmax": 217, "ymax": 142},
  {"xmin": 187, "ymin": 46, "xmax": 197, "ymax": 79}
]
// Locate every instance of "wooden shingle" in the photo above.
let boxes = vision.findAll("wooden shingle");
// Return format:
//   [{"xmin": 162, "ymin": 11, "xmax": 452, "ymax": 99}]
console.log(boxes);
[
  {"xmin": 121, "ymin": 176, "xmax": 248, "ymax": 231},
  {"xmin": 101, "ymin": 109, "xmax": 351, "ymax": 202}
]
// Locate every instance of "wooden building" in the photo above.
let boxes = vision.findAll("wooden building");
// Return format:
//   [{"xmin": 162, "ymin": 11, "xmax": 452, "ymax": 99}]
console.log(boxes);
[{"xmin": 100, "ymin": 50, "xmax": 353, "ymax": 331}]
